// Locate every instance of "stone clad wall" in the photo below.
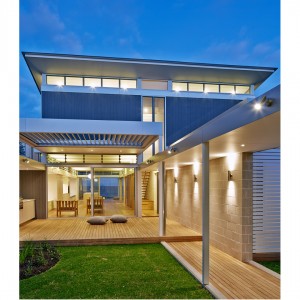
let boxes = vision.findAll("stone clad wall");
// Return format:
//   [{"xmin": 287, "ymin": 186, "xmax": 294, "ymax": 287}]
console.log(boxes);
[
  {"xmin": 166, "ymin": 165, "xmax": 202, "ymax": 234},
  {"xmin": 165, "ymin": 152, "xmax": 253, "ymax": 261},
  {"xmin": 209, "ymin": 153, "xmax": 253, "ymax": 261}
]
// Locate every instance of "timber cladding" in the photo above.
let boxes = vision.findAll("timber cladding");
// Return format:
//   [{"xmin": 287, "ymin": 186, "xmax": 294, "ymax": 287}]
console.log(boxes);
[{"xmin": 20, "ymin": 170, "xmax": 47, "ymax": 219}]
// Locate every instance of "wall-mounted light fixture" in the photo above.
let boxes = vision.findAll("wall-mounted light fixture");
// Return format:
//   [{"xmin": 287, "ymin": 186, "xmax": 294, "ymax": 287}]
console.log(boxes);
[
  {"xmin": 228, "ymin": 170, "xmax": 233, "ymax": 181},
  {"xmin": 23, "ymin": 159, "xmax": 29, "ymax": 164},
  {"xmin": 254, "ymin": 95, "xmax": 273, "ymax": 110},
  {"xmin": 174, "ymin": 167, "xmax": 179, "ymax": 183},
  {"xmin": 168, "ymin": 147, "xmax": 177, "ymax": 154},
  {"xmin": 193, "ymin": 162, "xmax": 199, "ymax": 182}
]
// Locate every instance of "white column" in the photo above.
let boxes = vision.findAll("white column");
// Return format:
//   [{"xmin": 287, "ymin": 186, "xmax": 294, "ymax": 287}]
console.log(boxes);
[
  {"xmin": 123, "ymin": 176, "xmax": 126, "ymax": 203},
  {"xmin": 91, "ymin": 167, "xmax": 94, "ymax": 216},
  {"xmin": 202, "ymin": 142, "xmax": 209, "ymax": 285},
  {"xmin": 158, "ymin": 161, "xmax": 166, "ymax": 236},
  {"xmin": 134, "ymin": 168, "xmax": 142, "ymax": 217},
  {"xmin": 118, "ymin": 178, "xmax": 123, "ymax": 200}
]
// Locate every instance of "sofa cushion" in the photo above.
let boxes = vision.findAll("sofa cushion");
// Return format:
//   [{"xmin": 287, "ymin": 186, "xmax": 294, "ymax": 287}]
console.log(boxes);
[
  {"xmin": 110, "ymin": 214, "xmax": 128, "ymax": 223},
  {"xmin": 87, "ymin": 216, "xmax": 108, "ymax": 225}
]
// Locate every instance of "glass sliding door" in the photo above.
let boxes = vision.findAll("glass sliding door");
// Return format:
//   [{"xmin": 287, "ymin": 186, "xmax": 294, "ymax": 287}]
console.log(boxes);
[{"xmin": 142, "ymin": 96, "xmax": 165, "ymax": 159}]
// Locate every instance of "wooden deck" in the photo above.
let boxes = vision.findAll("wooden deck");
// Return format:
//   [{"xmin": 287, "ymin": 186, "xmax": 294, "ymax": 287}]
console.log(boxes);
[
  {"xmin": 20, "ymin": 217, "xmax": 201, "ymax": 246},
  {"xmin": 167, "ymin": 241, "xmax": 280, "ymax": 299}
]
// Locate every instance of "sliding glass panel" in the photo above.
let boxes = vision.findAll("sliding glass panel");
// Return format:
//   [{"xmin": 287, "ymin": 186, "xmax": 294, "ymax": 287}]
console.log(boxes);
[
  {"xmin": 204, "ymin": 84, "xmax": 219, "ymax": 93},
  {"xmin": 189, "ymin": 83, "xmax": 204, "ymax": 92},
  {"xmin": 120, "ymin": 155, "xmax": 137, "ymax": 164},
  {"xmin": 102, "ymin": 78, "xmax": 119, "ymax": 88},
  {"xmin": 46, "ymin": 76, "xmax": 64, "ymax": 86},
  {"xmin": 172, "ymin": 82, "xmax": 188, "ymax": 92},
  {"xmin": 65, "ymin": 77, "xmax": 83, "ymax": 86},
  {"xmin": 143, "ymin": 97, "xmax": 153, "ymax": 122},
  {"xmin": 235, "ymin": 85, "xmax": 250, "ymax": 94},
  {"xmin": 220, "ymin": 85, "xmax": 235, "ymax": 94},
  {"xmin": 154, "ymin": 97, "xmax": 164, "ymax": 153},
  {"xmin": 84, "ymin": 77, "xmax": 101, "ymax": 87},
  {"xmin": 120, "ymin": 79, "xmax": 136, "ymax": 89}
]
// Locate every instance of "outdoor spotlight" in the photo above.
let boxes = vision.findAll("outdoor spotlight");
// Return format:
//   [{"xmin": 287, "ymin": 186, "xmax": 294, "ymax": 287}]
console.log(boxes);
[
  {"xmin": 261, "ymin": 95, "xmax": 273, "ymax": 107},
  {"xmin": 254, "ymin": 95, "xmax": 273, "ymax": 110},
  {"xmin": 228, "ymin": 170, "xmax": 233, "ymax": 181},
  {"xmin": 168, "ymin": 147, "xmax": 177, "ymax": 154}
]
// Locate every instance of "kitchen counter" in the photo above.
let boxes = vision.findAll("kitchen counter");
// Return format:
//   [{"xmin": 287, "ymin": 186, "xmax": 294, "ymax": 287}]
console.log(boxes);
[{"xmin": 19, "ymin": 199, "xmax": 35, "ymax": 224}]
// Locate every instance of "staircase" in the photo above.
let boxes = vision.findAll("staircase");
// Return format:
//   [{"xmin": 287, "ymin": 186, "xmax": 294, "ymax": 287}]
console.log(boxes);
[
  {"xmin": 142, "ymin": 171, "xmax": 154, "ymax": 210},
  {"xmin": 142, "ymin": 171, "xmax": 150, "ymax": 200}
]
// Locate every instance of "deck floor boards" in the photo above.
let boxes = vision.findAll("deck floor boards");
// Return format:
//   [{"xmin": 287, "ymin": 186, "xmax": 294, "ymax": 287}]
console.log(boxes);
[
  {"xmin": 167, "ymin": 241, "xmax": 280, "ymax": 299},
  {"xmin": 20, "ymin": 217, "xmax": 201, "ymax": 246}
]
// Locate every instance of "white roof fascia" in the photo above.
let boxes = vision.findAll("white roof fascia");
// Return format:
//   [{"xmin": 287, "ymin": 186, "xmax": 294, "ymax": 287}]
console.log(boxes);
[{"xmin": 20, "ymin": 119, "xmax": 163, "ymax": 136}]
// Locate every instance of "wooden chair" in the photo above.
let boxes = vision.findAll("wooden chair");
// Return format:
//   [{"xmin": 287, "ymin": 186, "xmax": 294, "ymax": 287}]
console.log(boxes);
[
  {"xmin": 56, "ymin": 200, "xmax": 78, "ymax": 217},
  {"xmin": 86, "ymin": 197, "xmax": 104, "ymax": 214}
]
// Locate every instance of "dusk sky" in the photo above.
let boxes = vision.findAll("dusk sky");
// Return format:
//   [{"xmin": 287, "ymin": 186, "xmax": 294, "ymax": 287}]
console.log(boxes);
[{"xmin": 20, "ymin": 0, "xmax": 280, "ymax": 118}]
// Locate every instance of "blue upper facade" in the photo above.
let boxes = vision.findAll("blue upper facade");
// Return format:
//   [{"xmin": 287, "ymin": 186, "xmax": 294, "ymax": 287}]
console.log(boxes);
[{"xmin": 23, "ymin": 52, "xmax": 277, "ymax": 150}]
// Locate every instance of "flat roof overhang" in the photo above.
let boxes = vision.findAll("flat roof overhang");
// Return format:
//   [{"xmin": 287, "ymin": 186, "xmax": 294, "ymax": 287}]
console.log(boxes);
[
  {"xmin": 141, "ymin": 85, "xmax": 280, "ymax": 169},
  {"xmin": 19, "ymin": 119, "xmax": 162, "ymax": 155},
  {"xmin": 22, "ymin": 52, "xmax": 277, "ymax": 93}
]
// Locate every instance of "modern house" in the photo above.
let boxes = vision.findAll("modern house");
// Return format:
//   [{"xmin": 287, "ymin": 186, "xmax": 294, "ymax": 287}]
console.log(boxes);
[{"xmin": 19, "ymin": 52, "xmax": 280, "ymax": 295}]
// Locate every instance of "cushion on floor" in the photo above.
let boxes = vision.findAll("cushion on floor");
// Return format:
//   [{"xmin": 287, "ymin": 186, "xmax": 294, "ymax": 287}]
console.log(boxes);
[
  {"xmin": 110, "ymin": 214, "xmax": 128, "ymax": 223},
  {"xmin": 87, "ymin": 216, "xmax": 108, "ymax": 225}
]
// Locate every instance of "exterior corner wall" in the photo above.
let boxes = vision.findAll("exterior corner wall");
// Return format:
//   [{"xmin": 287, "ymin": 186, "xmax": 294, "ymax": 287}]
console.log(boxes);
[{"xmin": 209, "ymin": 153, "xmax": 253, "ymax": 261}]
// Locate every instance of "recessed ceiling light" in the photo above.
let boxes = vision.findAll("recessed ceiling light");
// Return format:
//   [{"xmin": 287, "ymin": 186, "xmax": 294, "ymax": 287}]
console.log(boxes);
[{"xmin": 241, "ymin": 144, "xmax": 245, "ymax": 147}]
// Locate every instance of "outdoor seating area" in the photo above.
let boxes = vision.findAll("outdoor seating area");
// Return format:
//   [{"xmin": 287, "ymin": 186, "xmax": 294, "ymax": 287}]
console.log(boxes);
[
  {"xmin": 56, "ymin": 200, "xmax": 78, "ymax": 217},
  {"xmin": 86, "ymin": 197, "xmax": 104, "ymax": 214}
]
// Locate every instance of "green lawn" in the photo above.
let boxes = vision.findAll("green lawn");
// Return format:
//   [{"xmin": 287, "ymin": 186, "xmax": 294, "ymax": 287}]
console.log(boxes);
[
  {"xmin": 20, "ymin": 244, "xmax": 212, "ymax": 299},
  {"xmin": 258, "ymin": 261, "xmax": 280, "ymax": 274}
]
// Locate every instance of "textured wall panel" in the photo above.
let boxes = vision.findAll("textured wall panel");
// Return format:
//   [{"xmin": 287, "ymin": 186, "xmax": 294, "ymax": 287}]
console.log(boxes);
[
  {"xmin": 253, "ymin": 148, "xmax": 280, "ymax": 253},
  {"xmin": 42, "ymin": 91, "xmax": 141, "ymax": 121},
  {"xmin": 20, "ymin": 170, "xmax": 47, "ymax": 219},
  {"xmin": 166, "ymin": 97, "xmax": 241, "ymax": 145}
]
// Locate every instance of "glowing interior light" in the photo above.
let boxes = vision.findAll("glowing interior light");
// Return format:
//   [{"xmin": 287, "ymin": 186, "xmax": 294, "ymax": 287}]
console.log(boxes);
[
  {"xmin": 241, "ymin": 144, "xmax": 245, "ymax": 147},
  {"xmin": 231, "ymin": 91, "xmax": 236, "ymax": 95},
  {"xmin": 254, "ymin": 103, "xmax": 262, "ymax": 110},
  {"xmin": 87, "ymin": 173, "xmax": 91, "ymax": 179},
  {"xmin": 174, "ymin": 87, "xmax": 181, "ymax": 92},
  {"xmin": 204, "ymin": 89, "xmax": 209, "ymax": 94},
  {"xmin": 122, "ymin": 85, "xmax": 128, "ymax": 90},
  {"xmin": 144, "ymin": 108, "xmax": 149, "ymax": 113}
]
